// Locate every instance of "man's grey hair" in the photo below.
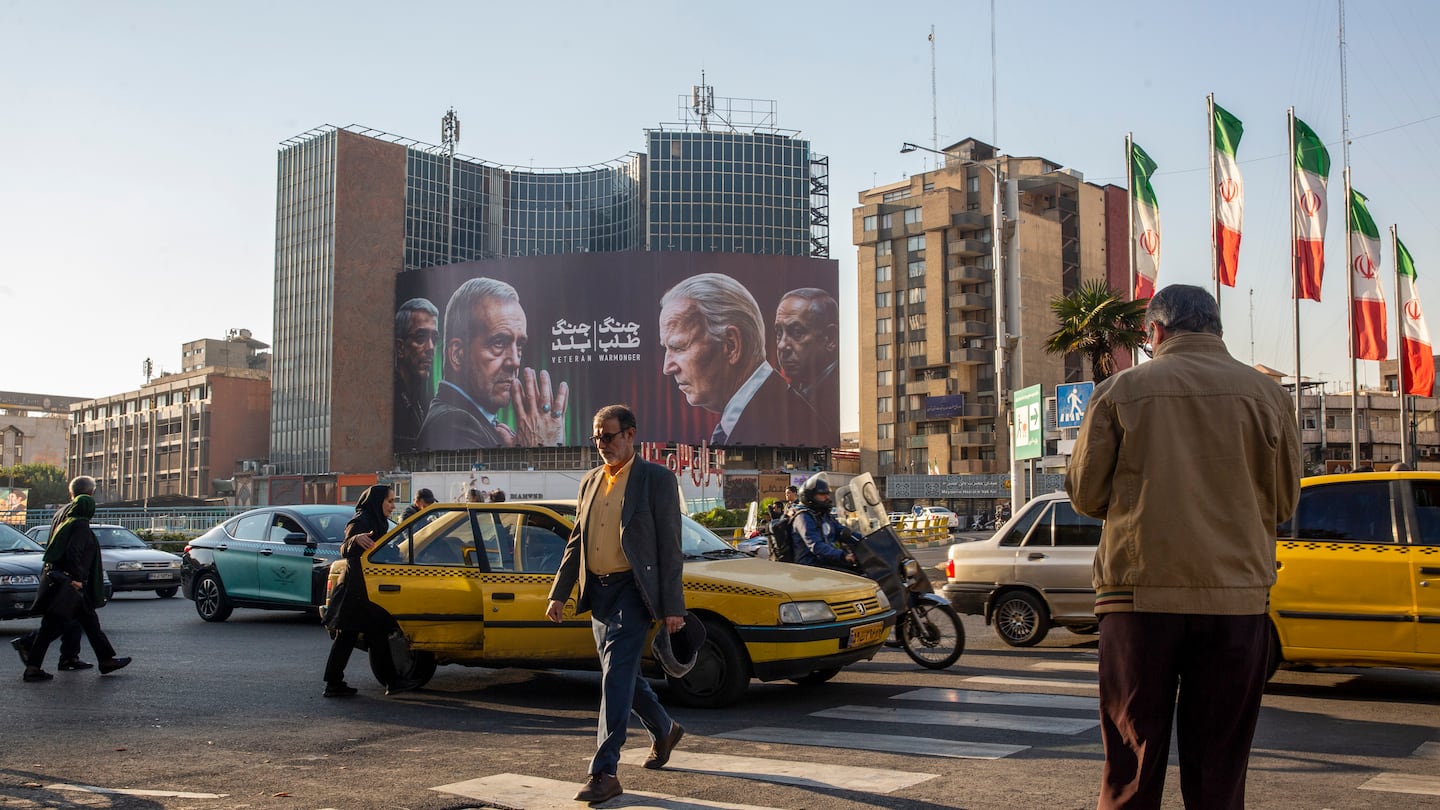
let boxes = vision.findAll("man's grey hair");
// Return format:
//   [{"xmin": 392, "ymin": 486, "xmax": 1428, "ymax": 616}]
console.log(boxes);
[
  {"xmin": 443, "ymin": 277, "xmax": 520, "ymax": 351},
  {"xmin": 395, "ymin": 297, "xmax": 439, "ymax": 339},
  {"xmin": 661, "ymin": 273, "xmax": 765, "ymax": 366},
  {"xmin": 1146, "ymin": 284, "xmax": 1223, "ymax": 337},
  {"xmin": 69, "ymin": 476, "xmax": 96, "ymax": 497},
  {"xmin": 780, "ymin": 287, "xmax": 838, "ymax": 331}
]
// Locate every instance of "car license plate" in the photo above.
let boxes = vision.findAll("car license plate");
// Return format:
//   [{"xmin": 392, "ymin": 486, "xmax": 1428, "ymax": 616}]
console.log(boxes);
[
  {"xmin": 148, "ymin": 573, "xmax": 176, "ymax": 581},
  {"xmin": 848, "ymin": 621, "xmax": 886, "ymax": 648}
]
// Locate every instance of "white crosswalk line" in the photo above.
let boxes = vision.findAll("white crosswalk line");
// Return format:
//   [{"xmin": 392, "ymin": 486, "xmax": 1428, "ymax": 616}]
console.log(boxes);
[
  {"xmin": 1358, "ymin": 772, "xmax": 1440, "ymax": 796},
  {"xmin": 48, "ymin": 784, "xmax": 227, "ymax": 799},
  {"xmin": 717, "ymin": 726, "xmax": 1027, "ymax": 759},
  {"xmin": 1029, "ymin": 660, "xmax": 1099, "ymax": 672},
  {"xmin": 1414, "ymin": 741, "xmax": 1440, "ymax": 760},
  {"xmin": 893, "ymin": 687, "xmax": 1097, "ymax": 711},
  {"xmin": 617, "ymin": 750, "xmax": 936, "ymax": 793},
  {"xmin": 813, "ymin": 704, "xmax": 1098, "ymax": 734},
  {"xmin": 434, "ymin": 773, "xmax": 787, "ymax": 809},
  {"xmin": 965, "ymin": 674, "xmax": 1098, "ymax": 691}
]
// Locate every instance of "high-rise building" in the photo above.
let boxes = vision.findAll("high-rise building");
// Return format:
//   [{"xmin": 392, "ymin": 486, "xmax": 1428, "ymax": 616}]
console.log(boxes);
[
  {"xmin": 853, "ymin": 139, "xmax": 1120, "ymax": 507},
  {"xmin": 271, "ymin": 87, "xmax": 829, "ymax": 474}
]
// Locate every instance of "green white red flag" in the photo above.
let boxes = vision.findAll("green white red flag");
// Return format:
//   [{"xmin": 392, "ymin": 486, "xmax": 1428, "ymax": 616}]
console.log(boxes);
[
  {"xmin": 1397, "ymin": 237, "xmax": 1434, "ymax": 395},
  {"xmin": 1347, "ymin": 189, "xmax": 1387, "ymax": 360},
  {"xmin": 1131, "ymin": 142, "xmax": 1160, "ymax": 299},
  {"xmin": 1292, "ymin": 118, "xmax": 1330, "ymax": 300},
  {"xmin": 1213, "ymin": 104, "xmax": 1244, "ymax": 286}
]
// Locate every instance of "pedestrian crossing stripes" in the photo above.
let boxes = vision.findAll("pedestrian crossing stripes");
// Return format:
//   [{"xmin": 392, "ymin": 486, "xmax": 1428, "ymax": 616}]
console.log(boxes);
[
  {"xmin": 811, "ymin": 703, "xmax": 1098, "ymax": 734},
  {"xmin": 618, "ymin": 750, "xmax": 936, "ymax": 792},
  {"xmin": 1029, "ymin": 659, "xmax": 1100, "ymax": 672},
  {"xmin": 963, "ymin": 674, "xmax": 1098, "ymax": 691},
  {"xmin": 1358, "ymin": 772, "xmax": 1440, "ymax": 797},
  {"xmin": 434, "ymin": 773, "xmax": 786, "ymax": 809},
  {"xmin": 717, "ymin": 725, "xmax": 1028, "ymax": 759},
  {"xmin": 893, "ymin": 686, "xmax": 1097, "ymax": 711}
]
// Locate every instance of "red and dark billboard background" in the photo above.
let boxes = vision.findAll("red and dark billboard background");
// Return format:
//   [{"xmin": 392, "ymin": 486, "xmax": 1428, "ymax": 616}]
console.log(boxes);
[{"xmin": 394, "ymin": 252, "xmax": 840, "ymax": 452}]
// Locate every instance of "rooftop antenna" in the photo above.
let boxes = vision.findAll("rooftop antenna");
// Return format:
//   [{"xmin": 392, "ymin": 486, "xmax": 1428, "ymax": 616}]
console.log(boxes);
[
  {"xmin": 143, "ymin": 357, "xmax": 153, "ymax": 384},
  {"xmin": 441, "ymin": 107, "xmax": 460, "ymax": 263},
  {"xmin": 691, "ymin": 71, "xmax": 715, "ymax": 133},
  {"xmin": 929, "ymin": 26, "xmax": 939, "ymax": 156}
]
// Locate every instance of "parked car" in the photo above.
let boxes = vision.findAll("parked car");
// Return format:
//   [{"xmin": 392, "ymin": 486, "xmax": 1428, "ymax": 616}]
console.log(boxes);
[
  {"xmin": 91, "ymin": 524, "xmax": 184, "ymax": 598},
  {"xmin": 941, "ymin": 492, "xmax": 1102, "ymax": 646},
  {"xmin": 917, "ymin": 506, "xmax": 960, "ymax": 530},
  {"xmin": 24, "ymin": 526, "xmax": 48, "ymax": 544},
  {"xmin": 335, "ymin": 501, "xmax": 895, "ymax": 708},
  {"xmin": 1, "ymin": 522, "xmax": 112, "ymax": 619},
  {"xmin": 181, "ymin": 505, "xmax": 356, "ymax": 621}
]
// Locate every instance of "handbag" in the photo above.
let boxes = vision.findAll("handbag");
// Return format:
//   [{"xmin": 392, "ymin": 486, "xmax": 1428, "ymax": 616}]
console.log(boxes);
[{"xmin": 32, "ymin": 564, "xmax": 82, "ymax": 619}]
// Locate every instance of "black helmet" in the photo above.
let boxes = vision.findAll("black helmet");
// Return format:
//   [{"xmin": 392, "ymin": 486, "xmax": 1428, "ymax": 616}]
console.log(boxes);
[{"xmin": 799, "ymin": 474, "xmax": 832, "ymax": 510}]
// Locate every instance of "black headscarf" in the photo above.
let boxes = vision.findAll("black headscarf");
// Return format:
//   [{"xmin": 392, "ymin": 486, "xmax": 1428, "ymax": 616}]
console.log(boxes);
[{"xmin": 346, "ymin": 485, "xmax": 392, "ymax": 540}]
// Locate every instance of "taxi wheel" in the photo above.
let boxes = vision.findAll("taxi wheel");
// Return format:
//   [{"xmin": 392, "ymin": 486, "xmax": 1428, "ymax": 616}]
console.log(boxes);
[
  {"xmin": 368, "ymin": 631, "xmax": 437, "ymax": 689},
  {"xmin": 666, "ymin": 618, "xmax": 750, "ymax": 709},
  {"xmin": 993, "ymin": 590, "xmax": 1049, "ymax": 647},
  {"xmin": 193, "ymin": 573, "xmax": 233, "ymax": 622}
]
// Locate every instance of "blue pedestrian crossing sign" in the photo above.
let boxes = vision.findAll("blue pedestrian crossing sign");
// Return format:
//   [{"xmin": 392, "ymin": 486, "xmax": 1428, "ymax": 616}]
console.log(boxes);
[{"xmin": 1056, "ymin": 382, "xmax": 1095, "ymax": 429}]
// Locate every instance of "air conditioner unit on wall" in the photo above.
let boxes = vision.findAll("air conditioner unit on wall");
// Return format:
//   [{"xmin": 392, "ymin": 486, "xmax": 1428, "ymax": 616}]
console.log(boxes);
[{"xmin": 261, "ymin": 464, "xmax": 277, "ymax": 476}]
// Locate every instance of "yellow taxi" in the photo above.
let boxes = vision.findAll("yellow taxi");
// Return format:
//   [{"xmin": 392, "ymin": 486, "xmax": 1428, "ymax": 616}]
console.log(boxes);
[
  {"xmin": 1271, "ymin": 471, "xmax": 1440, "ymax": 675},
  {"xmin": 339, "ymin": 501, "xmax": 894, "ymax": 707}
]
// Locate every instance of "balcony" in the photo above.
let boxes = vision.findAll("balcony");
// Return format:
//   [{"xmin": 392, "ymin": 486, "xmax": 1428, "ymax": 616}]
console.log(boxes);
[
  {"xmin": 952, "ymin": 459, "xmax": 1000, "ymax": 474},
  {"xmin": 962, "ymin": 404, "xmax": 996, "ymax": 420},
  {"xmin": 950, "ymin": 348, "xmax": 989, "ymax": 365},
  {"xmin": 951, "ymin": 431, "xmax": 995, "ymax": 447},
  {"xmin": 947, "ymin": 239, "xmax": 988, "ymax": 258},
  {"xmin": 905, "ymin": 435, "xmax": 931, "ymax": 449},
  {"xmin": 948, "ymin": 265, "xmax": 989, "ymax": 284},
  {"xmin": 948, "ymin": 292, "xmax": 991, "ymax": 312},
  {"xmin": 949, "ymin": 320, "xmax": 989, "ymax": 338},
  {"xmin": 951, "ymin": 211, "xmax": 987, "ymax": 230}
]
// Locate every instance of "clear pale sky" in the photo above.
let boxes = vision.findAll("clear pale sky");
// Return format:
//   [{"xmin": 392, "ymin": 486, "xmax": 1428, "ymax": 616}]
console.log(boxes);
[{"xmin": 5, "ymin": 0, "xmax": 1438, "ymax": 433}]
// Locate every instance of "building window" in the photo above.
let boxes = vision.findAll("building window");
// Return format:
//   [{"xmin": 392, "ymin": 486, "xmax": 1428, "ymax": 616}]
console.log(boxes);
[
  {"xmin": 878, "ymin": 397, "xmax": 892, "ymax": 413},
  {"xmin": 908, "ymin": 260, "xmax": 926, "ymax": 278},
  {"xmin": 881, "ymin": 213, "xmax": 893, "ymax": 229},
  {"xmin": 876, "ymin": 318, "xmax": 891, "ymax": 334},
  {"xmin": 908, "ymin": 313, "xmax": 926, "ymax": 331},
  {"xmin": 908, "ymin": 340, "xmax": 927, "ymax": 356},
  {"xmin": 877, "ymin": 423, "xmax": 893, "ymax": 439},
  {"xmin": 877, "ymin": 370, "xmax": 891, "ymax": 387},
  {"xmin": 876, "ymin": 344, "xmax": 890, "ymax": 361},
  {"xmin": 883, "ymin": 188, "xmax": 912, "ymax": 202},
  {"xmin": 967, "ymin": 176, "xmax": 980, "ymax": 193},
  {"xmin": 863, "ymin": 214, "xmax": 877, "ymax": 231},
  {"xmin": 906, "ymin": 235, "xmax": 925, "ymax": 252},
  {"xmin": 876, "ymin": 265, "xmax": 891, "ymax": 284},
  {"xmin": 876, "ymin": 241, "xmax": 891, "ymax": 258},
  {"xmin": 904, "ymin": 207, "xmax": 922, "ymax": 225},
  {"xmin": 879, "ymin": 450, "xmax": 895, "ymax": 467},
  {"xmin": 876, "ymin": 291, "xmax": 890, "ymax": 309},
  {"xmin": 908, "ymin": 287, "xmax": 927, "ymax": 304}
]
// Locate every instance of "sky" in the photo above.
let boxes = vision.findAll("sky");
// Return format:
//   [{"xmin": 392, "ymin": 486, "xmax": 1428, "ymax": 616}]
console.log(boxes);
[{"xmin": 4, "ymin": 0, "xmax": 1440, "ymax": 434}]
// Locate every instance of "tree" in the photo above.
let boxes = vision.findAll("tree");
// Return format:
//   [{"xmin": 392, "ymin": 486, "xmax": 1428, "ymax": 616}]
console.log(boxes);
[
  {"xmin": 0, "ymin": 462, "xmax": 69, "ymax": 507},
  {"xmin": 1043, "ymin": 280, "xmax": 1149, "ymax": 383}
]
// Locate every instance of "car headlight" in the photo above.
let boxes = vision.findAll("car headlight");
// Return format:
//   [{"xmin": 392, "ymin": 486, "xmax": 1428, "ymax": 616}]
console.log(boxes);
[
  {"xmin": 116, "ymin": 561, "xmax": 143, "ymax": 571},
  {"xmin": 779, "ymin": 601, "xmax": 837, "ymax": 624},
  {"xmin": 167, "ymin": 560, "xmax": 182, "ymax": 569},
  {"xmin": 0, "ymin": 574, "xmax": 39, "ymax": 586},
  {"xmin": 874, "ymin": 589, "xmax": 891, "ymax": 611}
]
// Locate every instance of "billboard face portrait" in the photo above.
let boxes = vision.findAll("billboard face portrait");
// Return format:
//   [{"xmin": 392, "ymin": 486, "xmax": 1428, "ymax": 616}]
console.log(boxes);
[{"xmin": 396, "ymin": 252, "xmax": 840, "ymax": 451}]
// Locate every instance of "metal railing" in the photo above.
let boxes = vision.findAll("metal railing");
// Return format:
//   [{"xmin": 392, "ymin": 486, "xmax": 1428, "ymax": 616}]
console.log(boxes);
[{"xmin": 23, "ymin": 507, "xmax": 249, "ymax": 537}]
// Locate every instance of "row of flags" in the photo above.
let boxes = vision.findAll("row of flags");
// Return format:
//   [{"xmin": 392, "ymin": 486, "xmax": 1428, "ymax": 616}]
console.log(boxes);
[{"xmin": 1127, "ymin": 103, "xmax": 1434, "ymax": 396}]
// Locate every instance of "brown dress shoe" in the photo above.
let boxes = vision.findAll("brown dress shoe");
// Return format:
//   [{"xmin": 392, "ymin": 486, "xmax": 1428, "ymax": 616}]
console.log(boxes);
[
  {"xmin": 573, "ymin": 772, "xmax": 622, "ymax": 803},
  {"xmin": 644, "ymin": 721, "xmax": 684, "ymax": 770}
]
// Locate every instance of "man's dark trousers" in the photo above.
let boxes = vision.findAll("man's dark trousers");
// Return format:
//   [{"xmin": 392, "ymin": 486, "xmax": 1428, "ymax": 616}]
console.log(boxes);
[
  {"xmin": 1097, "ymin": 612, "xmax": 1270, "ymax": 810},
  {"xmin": 588, "ymin": 574, "xmax": 670, "ymax": 776}
]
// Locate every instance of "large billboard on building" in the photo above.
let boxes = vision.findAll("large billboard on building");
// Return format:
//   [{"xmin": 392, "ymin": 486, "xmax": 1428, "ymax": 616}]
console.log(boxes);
[{"xmin": 393, "ymin": 252, "xmax": 840, "ymax": 452}]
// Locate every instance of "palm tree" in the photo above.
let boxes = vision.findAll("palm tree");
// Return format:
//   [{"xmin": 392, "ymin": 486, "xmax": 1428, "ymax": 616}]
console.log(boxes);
[{"xmin": 1043, "ymin": 280, "xmax": 1149, "ymax": 383}]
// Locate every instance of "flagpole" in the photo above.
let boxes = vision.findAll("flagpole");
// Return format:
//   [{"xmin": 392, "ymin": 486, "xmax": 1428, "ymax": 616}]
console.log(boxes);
[
  {"xmin": 1289, "ymin": 107, "xmax": 1302, "ymax": 430},
  {"xmin": 1127, "ymin": 132, "xmax": 1137, "ymax": 368},
  {"xmin": 1208, "ymin": 93, "xmax": 1219, "ymax": 304},
  {"xmin": 1344, "ymin": 167, "xmax": 1360, "ymax": 469},
  {"xmin": 1394, "ymin": 223, "xmax": 1409, "ymax": 466}
]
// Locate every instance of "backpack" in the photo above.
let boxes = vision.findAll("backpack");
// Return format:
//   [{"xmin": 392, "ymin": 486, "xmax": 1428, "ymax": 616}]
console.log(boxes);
[{"xmin": 767, "ymin": 516, "xmax": 796, "ymax": 562}]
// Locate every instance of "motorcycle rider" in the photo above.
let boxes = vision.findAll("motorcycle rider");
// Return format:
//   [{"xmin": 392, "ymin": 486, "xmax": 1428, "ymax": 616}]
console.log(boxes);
[{"xmin": 791, "ymin": 475, "xmax": 857, "ymax": 571}]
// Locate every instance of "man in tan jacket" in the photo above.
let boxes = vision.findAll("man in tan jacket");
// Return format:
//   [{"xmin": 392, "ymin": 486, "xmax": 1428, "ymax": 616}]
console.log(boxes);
[{"xmin": 1066, "ymin": 284, "xmax": 1300, "ymax": 810}]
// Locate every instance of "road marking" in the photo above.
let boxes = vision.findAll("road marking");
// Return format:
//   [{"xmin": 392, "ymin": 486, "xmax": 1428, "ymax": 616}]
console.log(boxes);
[
  {"xmin": 1029, "ymin": 660, "xmax": 1099, "ymax": 672},
  {"xmin": 617, "ymin": 750, "xmax": 936, "ymax": 793},
  {"xmin": 813, "ymin": 705, "xmax": 1098, "ymax": 735},
  {"xmin": 1415, "ymin": 741, "xmax": 1440, "ymax": 760},
  {"xmin": 1358, "ymin": 772, "xmax": 1440, "ymax": 796},
  {"xmin": 964, "ymin": 674, "xmax": 1098, "ymax": 692},
  {"xmin": 48, "ymin": 784, "xmax": 227, "ymax": 799},
  {"xmin": 893, "ymin": 687, "xmax": 1097, "ymax": 712},
  {"xmin": 717, "ymin": 726, "xmax": 1027, "ymax": 760},
  {"xmin": 434, "ymin": 773, "xmax": 785, "ymax": 809}
]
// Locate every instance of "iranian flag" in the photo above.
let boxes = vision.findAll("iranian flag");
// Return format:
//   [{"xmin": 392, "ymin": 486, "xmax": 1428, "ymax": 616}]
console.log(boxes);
[
  {"xmin": 1348, "ymin": 189, "xmax": 1387, "ymax": 360},
  {"xmin": 1292, "ymin": 117, "xmax": 1330, "ymax": 300},
  {"xmin": 1213, "ymin": 103, "xmax": 1244, "ymax": 286},
  {"xmin": 1397, "ymin": 237, "xmax": 1435, "ymax": 396},
  {"xmin": 1131, "ymin": 142, "xmax": 1160, "ymax": 300}
]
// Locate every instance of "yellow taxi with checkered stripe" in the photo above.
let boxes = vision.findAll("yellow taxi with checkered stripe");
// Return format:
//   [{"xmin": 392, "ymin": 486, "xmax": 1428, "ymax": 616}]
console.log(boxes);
[
  {"xmin": 339, "ymin": 500, "xmax": 894, "ymax": 707},
  {"xmin": 1270, "ymin": 470, "xmax": 1440, "ymax": 675}
]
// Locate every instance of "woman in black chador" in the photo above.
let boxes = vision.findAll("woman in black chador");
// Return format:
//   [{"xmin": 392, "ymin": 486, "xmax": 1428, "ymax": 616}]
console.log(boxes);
[{"xmin": 321, "ymin": 485, "xmax": 400, "ymax": 696}]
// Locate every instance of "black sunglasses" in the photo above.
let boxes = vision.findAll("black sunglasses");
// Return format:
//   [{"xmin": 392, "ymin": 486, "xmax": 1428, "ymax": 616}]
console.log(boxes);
[{"xmin": 592, "ymin": 428, "xmax": 630, "ymax": 445}]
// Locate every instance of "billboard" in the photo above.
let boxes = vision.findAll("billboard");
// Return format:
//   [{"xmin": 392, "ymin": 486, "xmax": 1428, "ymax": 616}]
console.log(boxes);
[
  {"xmin": 1013, "ymin": 384, "xmax": 1044, "ymax": 461},
  {"xmin": 0, "ymin": 487, "xmax": 28, "ymax": 525},
  {"xmin": 393, "ymin": 252, "xmax": 840, "ymax": 452}
]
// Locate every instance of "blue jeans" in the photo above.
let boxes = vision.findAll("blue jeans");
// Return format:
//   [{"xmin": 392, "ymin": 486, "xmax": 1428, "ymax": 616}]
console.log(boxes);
[{"xmin": 588, "ymin": 575, "xmax": 671, "ymax": 776}]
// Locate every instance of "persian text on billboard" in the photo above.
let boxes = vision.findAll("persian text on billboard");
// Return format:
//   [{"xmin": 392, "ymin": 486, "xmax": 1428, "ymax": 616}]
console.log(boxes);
[{"xmin": 392, "ymin": 253, "xmax": 841, "ymax": 452}]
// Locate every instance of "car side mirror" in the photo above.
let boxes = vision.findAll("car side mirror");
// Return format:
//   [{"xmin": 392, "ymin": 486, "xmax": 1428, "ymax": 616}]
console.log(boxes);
[{"xmin": 282, "ymin": 532, "xmax": 313, "ymax": 546}]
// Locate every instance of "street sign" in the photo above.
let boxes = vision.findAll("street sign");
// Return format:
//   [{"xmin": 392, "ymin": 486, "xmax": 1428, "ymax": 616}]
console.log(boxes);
[
  {"xmin": 1055, "ymin": 382, "xmax": 1095, "ymax": 429},
  {"xmin": 1013, "ymin": 384, "xmax": 1044, "ymax": 460}
]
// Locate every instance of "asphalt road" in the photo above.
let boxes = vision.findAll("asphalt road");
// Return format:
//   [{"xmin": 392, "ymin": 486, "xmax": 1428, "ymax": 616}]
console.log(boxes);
[{"xmin": 1, "ymin": 566, "xmax": 1438, "ymax": 810}]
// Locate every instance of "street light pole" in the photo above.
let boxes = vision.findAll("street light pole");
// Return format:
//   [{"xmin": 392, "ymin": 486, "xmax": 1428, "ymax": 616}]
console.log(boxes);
[{"xmin": 900, "ymin": 143, "xmax": 1015, "ymax": 512}]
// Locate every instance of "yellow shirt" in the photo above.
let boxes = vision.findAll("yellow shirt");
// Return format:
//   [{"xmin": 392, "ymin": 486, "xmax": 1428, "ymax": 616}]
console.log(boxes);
[{"xmin": 585, "ymin": 455, "xmax": 633, "ymax": 576}]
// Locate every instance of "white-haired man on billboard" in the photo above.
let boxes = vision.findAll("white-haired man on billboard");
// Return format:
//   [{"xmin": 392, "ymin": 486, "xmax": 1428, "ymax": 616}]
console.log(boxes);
[
  {"xmin": 416, "ymin": 277, "xmax": 568, "ymax": 450},
  {"xmin": 659, "ymin": 273, "xmax": 823, "ymax": 446}
]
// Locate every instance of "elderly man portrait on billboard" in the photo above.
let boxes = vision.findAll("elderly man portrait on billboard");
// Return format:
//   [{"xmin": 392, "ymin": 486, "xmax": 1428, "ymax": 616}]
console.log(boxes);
[
  {"xmin": 659, "ymin": 272, "xmax": 825, "ymax": 447},
  {"xmin": 774, "ymin": 287, "xmax": 839, "ymax": 439},
  {"xmin": 393, "ymin": 297, "xmax": 438, "ymax": 453},
  {"xmin": 416, "ymin": 277, "xmax": 569, "ymax": 451}
]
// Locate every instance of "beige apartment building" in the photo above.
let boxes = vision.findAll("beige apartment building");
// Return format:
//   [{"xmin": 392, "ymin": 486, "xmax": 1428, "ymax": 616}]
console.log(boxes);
[{"xmin": 854, "ymin": 138, "xmax": 1123, "ymax": 492}]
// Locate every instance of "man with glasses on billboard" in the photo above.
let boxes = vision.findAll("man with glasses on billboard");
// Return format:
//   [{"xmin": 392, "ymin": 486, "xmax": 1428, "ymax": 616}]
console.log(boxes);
[
  {"xmin": 416, "ymin": 277, "xmax": 568, "ymax": 450},
  {"xmin": 393, "ymin": 297, "xmax": 438, "ymax": 452},
  {"xmin": 774, "ymin": 287, "xmax": 840, "ymax": 439}
]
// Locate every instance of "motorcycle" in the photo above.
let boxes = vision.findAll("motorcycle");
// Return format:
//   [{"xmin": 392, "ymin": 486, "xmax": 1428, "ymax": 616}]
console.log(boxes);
[{"xmin": 844, "ymin": 525, "xmax": 964, "ymax": 669}]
